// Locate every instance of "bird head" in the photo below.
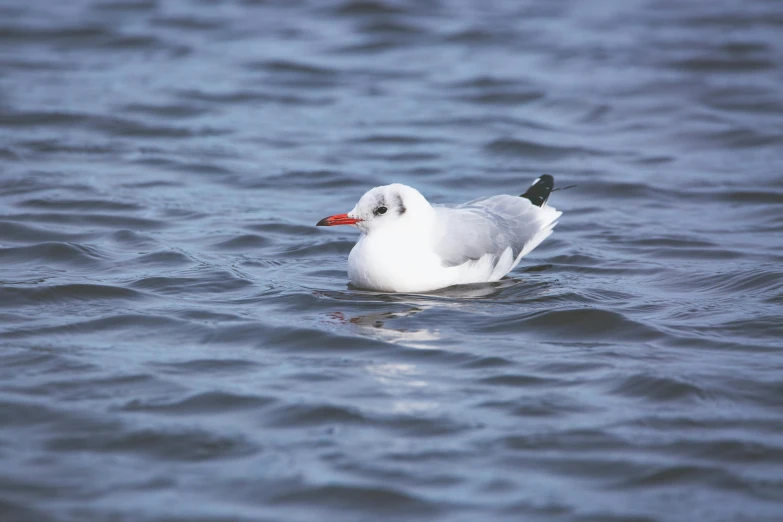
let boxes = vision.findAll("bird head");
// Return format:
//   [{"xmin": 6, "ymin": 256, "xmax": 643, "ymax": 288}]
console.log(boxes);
[{"xmin": 316, "ymin": 184, "xmax": 433, "ymax": 234}]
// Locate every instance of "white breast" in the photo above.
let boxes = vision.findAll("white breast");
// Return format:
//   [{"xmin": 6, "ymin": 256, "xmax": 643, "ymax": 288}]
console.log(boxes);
[{"xmin": 348, "ymin": 230, "xmax": 455, "ymax": 293}]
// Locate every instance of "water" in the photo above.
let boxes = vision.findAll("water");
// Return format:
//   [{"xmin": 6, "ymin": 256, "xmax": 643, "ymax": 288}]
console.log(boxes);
[{"xmin": 1, "ymin": 0, "xmax": 782, "ymax": 520}]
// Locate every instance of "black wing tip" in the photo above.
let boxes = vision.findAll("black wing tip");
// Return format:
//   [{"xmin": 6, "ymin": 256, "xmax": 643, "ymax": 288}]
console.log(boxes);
[{"xmin": 520, "ymin": 175, "xmax": 554, "ymax": 207}]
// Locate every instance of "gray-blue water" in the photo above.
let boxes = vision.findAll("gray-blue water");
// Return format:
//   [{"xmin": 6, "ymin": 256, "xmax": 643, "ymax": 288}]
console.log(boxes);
[{"xmin": 1, "ymin": 1, "xmax": 783, "ymax": 520}]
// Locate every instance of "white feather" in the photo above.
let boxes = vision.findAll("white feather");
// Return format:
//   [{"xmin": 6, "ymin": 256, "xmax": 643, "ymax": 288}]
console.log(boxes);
[{"xmin": 338, "ymin": 183, "xmax": 561, "ymax": 292}]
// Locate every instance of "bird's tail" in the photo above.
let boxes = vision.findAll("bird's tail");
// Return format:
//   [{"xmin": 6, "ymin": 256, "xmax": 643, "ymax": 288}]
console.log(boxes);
[{"xmin": 520, "ymin": 175, "xmax": 554, "ymax": 207}]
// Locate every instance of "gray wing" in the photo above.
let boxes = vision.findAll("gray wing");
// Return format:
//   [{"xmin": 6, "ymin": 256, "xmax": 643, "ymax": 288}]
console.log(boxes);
[{"xmin": 433, "ymin": 195, "xmax": 560, "ymax": 268}]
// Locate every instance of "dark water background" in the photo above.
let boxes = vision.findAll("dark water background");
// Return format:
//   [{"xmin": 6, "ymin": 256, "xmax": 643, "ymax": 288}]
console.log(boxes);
[{"xmin": 1, "ymin": 0, "xmax": 783, "ymax": 520}]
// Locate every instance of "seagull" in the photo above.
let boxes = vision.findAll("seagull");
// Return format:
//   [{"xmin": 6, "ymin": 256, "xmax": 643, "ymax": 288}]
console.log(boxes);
[{"xmin": 316, "ymin": 175, "xmax": 563, "ymax": 293}]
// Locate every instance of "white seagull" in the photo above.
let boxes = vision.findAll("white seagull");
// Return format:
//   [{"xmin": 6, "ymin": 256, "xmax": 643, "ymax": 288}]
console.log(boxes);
[{"xmin": 317, "ymin": 175, "xmax": 563, "ymax": 293}]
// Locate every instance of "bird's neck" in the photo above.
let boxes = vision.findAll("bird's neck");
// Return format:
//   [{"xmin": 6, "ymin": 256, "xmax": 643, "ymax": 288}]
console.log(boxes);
[{"xmin": 364, "ymin": 210, "xmax": 435, "ymax": 244}]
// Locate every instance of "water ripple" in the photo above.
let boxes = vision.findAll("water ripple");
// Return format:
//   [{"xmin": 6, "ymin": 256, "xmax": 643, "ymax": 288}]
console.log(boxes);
[{"xmin": 1, "ymin": 0, "xmax": 782, "ymax": 520}]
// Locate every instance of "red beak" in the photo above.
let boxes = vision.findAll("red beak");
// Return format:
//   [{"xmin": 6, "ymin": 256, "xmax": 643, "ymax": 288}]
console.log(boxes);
[{"xmin": 316, "ymin": 213, "xmax": 362, "ymax": 227}]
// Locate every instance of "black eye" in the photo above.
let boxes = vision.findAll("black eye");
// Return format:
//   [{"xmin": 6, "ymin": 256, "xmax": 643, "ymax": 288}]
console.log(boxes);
[{"xmin": 374, "ymin": 206, "xmax": 387, "ymax": 216}]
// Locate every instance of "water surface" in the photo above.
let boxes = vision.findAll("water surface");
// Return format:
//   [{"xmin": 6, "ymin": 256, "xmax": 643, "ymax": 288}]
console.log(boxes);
[{"xmin": 1, "ymin": 0, "xmax": 783, "ymax": 521}]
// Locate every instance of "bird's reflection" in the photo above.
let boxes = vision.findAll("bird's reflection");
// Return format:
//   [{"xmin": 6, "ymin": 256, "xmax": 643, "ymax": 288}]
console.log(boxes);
[
  {"xmin": 323, "ymin": 276, "xmax": 537, "ymax": 348},
  {"xmin": 320, "ymin": 275, "xmax": 550, "ymax": 413},
  {"xmin": 326, "ymin": 307, "xmax": 440, "ymax": 411},
  {"xmin": 327, "ymin": 306, "xmax": 440, "ymax": 348},
  {"xmin": 364, "ymin": 362, "xmax": 439, "ymax": 414}
]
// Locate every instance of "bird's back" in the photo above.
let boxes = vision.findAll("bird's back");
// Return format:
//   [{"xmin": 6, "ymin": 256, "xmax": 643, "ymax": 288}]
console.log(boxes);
[{"xmin": 432, "ymin": 194, "xmax": 561, "ymax": 282}]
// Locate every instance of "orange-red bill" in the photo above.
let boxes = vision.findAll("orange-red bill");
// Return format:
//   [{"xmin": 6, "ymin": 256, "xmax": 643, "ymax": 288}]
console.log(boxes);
[{"xmin": 316, "ymin": 213, "xmax": 362, "ymax": 226}]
